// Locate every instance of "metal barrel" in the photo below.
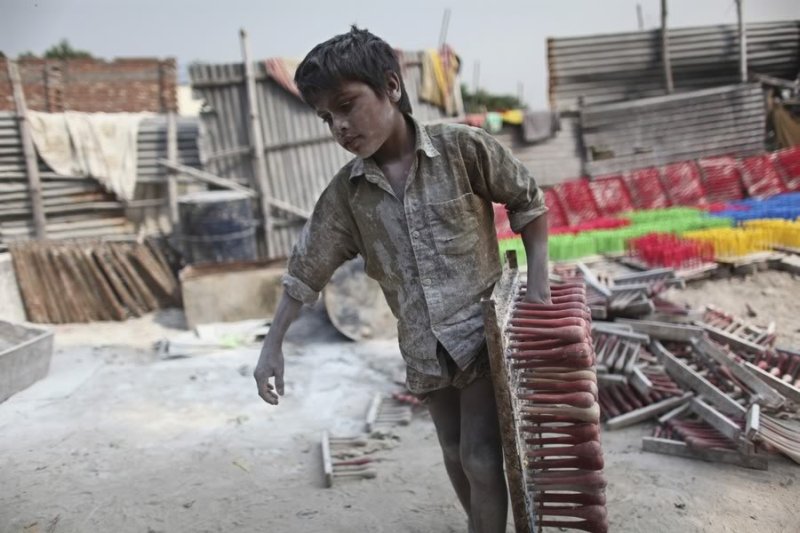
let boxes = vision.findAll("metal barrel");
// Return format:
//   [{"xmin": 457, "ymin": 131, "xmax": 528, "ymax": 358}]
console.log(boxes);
[{"xmin": 178, "ymin": 191, "xmax": 257, "ymax": 265}]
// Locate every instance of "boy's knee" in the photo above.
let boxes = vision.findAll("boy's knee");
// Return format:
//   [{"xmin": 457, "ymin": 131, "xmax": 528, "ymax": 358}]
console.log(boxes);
[
  {"xmin": 438, "ymin": 431, "xmax": 461, "ymax": 462},
  {"xmin": 460, "ymin": 441, "xmax": 503, "ymax": 483}
]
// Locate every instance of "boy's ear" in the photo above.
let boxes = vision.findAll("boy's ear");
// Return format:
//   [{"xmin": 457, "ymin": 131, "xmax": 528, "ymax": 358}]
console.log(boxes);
[{"xmin": 385, "ymin": 71, "xmax": 402, "ymax": 103}]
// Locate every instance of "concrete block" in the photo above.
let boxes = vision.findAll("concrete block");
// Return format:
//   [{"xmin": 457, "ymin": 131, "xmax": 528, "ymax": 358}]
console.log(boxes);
[
  {"xmin": 0, "ymin": 253, "xmax": 26, "ymax": 322},
  {"xmin": 180, "ymin": 260, "xmax": 286, "ymax": 329},
  {"xmin": 0, "ymin": 320, "xmax": 54, "ymax": 403}
]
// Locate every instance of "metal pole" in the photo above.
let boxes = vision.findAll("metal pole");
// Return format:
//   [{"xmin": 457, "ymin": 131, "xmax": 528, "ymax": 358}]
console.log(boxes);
[
  {"xmin": 7, "ymin": 59, "xmax": 47, "ymax": 239},
  {"xmin": 240, "ymin": 28, "xmax": 274, "ymax": 258},
  {"xmin": 661, "ymin": 0, "xmax": 674, "ymax": 94},
  {"xmin": 737, "ymin": 0, "xmax": 748, "ymax": 83},
  {"xmin": 636, "ymin": 3, "xmax": 644, "ymax": 31}
]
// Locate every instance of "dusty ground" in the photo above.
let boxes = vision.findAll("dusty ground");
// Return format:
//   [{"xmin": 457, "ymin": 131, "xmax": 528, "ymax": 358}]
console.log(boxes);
[
  {"xmin": 1, "ymin": 272, "xmax": 799, "ymax": 533},
  {"xmin": 665, "ymin": 269, "xmax": 800, "ymax": 349}
]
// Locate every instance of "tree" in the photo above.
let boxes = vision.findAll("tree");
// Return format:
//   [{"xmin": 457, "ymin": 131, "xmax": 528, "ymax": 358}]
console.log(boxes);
[
  {"xmin": 43, "ymin": 39, "xmax": 93, "ymax": 60},
  {"xmin": 461, "ymin": 83, "xmax": 523, "ymax": 113}
]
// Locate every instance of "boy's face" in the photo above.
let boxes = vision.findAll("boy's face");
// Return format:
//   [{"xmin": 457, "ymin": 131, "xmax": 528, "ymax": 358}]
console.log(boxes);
[{"xmin": 314, "ymin": 77, "xmax": 401, "ymax": 159}]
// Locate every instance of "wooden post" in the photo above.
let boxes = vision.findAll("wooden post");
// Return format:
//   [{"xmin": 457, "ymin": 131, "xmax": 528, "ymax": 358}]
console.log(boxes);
[
  {"xmin": 736, "ymin": 0, "xmax": 748, "ymax": 83},
  {"xmin": 7, "ymin": 59, "xmax": 47, "ymax": 239},
  {"xmin": 166, "ymin": 111, "xmax": 179, "ymax": 229},
  {"xmin": 240, "ymin": 28, "xmax": 274, "ymax": 258},
  {"xmin": 660, "ymin": 0, "xmax": 674, "ymax": 94}
]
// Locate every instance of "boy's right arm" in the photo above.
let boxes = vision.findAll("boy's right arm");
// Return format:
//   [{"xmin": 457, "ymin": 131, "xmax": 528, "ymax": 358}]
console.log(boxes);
[
  {"xmin": 254, "ymin": 291, "xmax": 303, "ymax": 405},
  {"xmin": 254, "ymin": 179, "xmax": 359, "ymax": 406}
]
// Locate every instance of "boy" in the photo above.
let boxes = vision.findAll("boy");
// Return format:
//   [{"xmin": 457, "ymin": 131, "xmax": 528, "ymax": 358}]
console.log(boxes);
[{"xmin": 254, "ymin": 27, "xmax": 550, "ymax": 533}]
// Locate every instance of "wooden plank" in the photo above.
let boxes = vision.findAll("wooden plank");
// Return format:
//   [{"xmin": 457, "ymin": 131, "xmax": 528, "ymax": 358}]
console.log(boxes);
[
  {"xmin": 51, "ymin": 245, "xmax": 91, "ymax": 323},
  {"xmin": 743, "ymin": 361, "xmax": 800, "ymax": 405},
  {"xmin": 8, "ymin": 244, "xmax": 47, "ymax": 322},
  {"xmin": 642, "ymin": 437, "xmax": 768, "ymax": 470},
  {"xmin": 129, "ymin": 244, "xmax": 179, "ymax": 306},
  {"xmin": 93, "ymin": 246, "xmax": 144, "ymax": 317},
  {"xmin": 365, "ymin": 393, "xmax": 382, "ymax": 434},
  {"xmin": 110, "ymin": 245, "xmax": 159, "ymax": 312},
  {"xmin": 321, "ymin": 431, "xmax": 333, "ymax": 488},
  {"xmin": 617, "ymin": 319, "xmax": 703, "ymax": 342},
  {"xmin": 482, "ymin": 264, "xmax": 533, "ymax": 533},
  {"xmin": 80, "ymin": 246, "xmax": 127, "ymax": 321},
  {"xmin": 652, "ymin": 340, "xmax": 747, "ymax": 417},
  {"xmin": 692, "ymin": 337, "xmax": 782, "ymax": 408},
  {"xmin": 606, "ymin": 392, "xmax": 693, "ymax": 430},
  {"xmin": 31, "ymin": 243, "xmax": 68, "ymax": 324},
  {"xmin": 690, "ymin": 397, "xmax": 743, "ymax": 442}
]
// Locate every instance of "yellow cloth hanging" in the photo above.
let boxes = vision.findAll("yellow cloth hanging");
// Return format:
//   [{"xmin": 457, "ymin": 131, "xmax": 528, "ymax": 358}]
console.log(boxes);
[{"xmin": 420, "ymin": 47, "xmax": 460, "ymax": 115}]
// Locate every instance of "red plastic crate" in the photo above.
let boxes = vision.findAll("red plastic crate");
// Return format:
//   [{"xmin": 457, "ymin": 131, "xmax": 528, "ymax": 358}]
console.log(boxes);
[
  {"xmin": 553, "ymin": 178, "xmax": 601, "ymax": 226},
  {"xmin": 543, "ymin": 188, "xmax": 569, "ymax": 229},
  {"xmin": 588, "ymin": 175, "xmax": 635, "ymax": 216},
  {"xmin": 740, "ymin": 154, "xmax": 787, "ymax": 198},
  {"xmin": 624, "ymin": 167, "xmax": 670, "ymax": 209},
  {"xmin": 774, "ymin": 146, "xmax": 800, "ymax": 191},
  {"xmin": 661, "ymin": 161, "xmax": 707, "ymax": 206},
  {"xmin": 697, "ymin": 156, "xmax": 745, "ymax": 203}
]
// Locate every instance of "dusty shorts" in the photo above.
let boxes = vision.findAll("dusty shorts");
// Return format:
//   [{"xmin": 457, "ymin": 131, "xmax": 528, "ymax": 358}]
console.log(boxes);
[{"xmin": 405, "ymin": 342, "xmax": 491, "ymax": 399}]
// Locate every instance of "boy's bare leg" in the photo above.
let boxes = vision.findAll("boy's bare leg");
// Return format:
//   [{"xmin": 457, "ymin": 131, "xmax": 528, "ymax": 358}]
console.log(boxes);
[
  {"xmin": 460, "ymin": 376, "xmax": 507, "ymax": 533},
  {"xmin": 427, "ymin": 386, "xmax": 473, "ymax": 526}
]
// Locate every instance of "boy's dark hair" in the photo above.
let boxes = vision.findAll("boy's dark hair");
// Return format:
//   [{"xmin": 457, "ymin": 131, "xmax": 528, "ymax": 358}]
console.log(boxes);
[{"xmin": 295, "ymin": 26, "xmax": 412, "ymax": 115}]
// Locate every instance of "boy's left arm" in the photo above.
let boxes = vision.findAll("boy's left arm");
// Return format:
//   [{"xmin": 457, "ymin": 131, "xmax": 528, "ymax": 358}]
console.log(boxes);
[
  {"xmin": 520, "ymin": 213, "xmax": 551, "ymax": 304},
  {"xmin": 469, "ymin": 128, "xmax": 551, "ymax": 304}
]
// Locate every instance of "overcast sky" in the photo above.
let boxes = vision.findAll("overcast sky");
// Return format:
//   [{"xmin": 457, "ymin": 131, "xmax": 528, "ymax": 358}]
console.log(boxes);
[{"xmin": 2, "ymin": 0, "xmax": 798, "ymax": 108}]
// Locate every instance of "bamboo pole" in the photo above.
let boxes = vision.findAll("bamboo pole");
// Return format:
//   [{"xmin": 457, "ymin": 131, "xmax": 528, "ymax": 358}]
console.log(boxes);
[
  {"xmin": 737, "ymin": 0, "xmax": 748, "ymax": 83},
  {"xmin": 240, "ymin": 28, "xmax": 274, "ymax": 258},
  {"xmin": 661, "ymin": 0, "xmax": 674, "ymax": 94},
  {"xmin": 7, "ymin": 59, "xmax": 47, "ymax": 239},
  {"xmin": 166, "ymin": 110, "xmax": 179, "ymax": 227}
]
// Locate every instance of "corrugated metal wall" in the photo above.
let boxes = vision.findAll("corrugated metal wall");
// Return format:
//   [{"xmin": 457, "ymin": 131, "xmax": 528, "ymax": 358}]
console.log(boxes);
[
  {"xmin": 581, "ymin": 84, "xmax": 766, "ymax": 176},
  {"xmin": 0, "ymin": 111, "xmax": 129, "ymax": 244},
  {"xmin": 189, "ymin": 52, "xmax": 458, "ymax": 258},
  {"xmin": 549, "ymin": 20, "xmax": 799, "ymax": 111},
  {"xmin": 494, "ymin": 116, "xmax": 585, "ymax": 185},
  {"xmin": 0, "ymin": 111, "xmax": 201, "ymax": 244}
]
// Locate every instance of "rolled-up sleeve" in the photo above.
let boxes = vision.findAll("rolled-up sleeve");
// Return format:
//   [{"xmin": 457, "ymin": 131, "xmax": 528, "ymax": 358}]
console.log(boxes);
[
  {"xmin": 282, "ymin": 182, "xmax": 359, "ymax": 305},
  {"xmin": 469, "ymin": 128, "xmax": 548, "ymax": 233}
]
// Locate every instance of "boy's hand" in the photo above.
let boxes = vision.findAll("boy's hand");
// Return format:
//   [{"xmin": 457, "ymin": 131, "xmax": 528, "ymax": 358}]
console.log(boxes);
[
  {"xmin": 523, "ymin": 284, "xmax": 552, "ymax": 305},
  {"xmin": 254, "ymin": 341, "xmax": 285, "ymax": 405}
]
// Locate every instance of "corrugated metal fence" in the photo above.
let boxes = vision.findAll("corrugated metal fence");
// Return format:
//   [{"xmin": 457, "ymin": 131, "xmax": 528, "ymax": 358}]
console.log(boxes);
[
  {"xmin": 189, "ymin": 52, "xmax": 458, "ymax": 258},
  {"xmin": 549, "ymin": 20, "xmax": 799, "ymax": 111},
  {"xmin": 493, "ymin": 116, "xmax": 584, "ymax": 186},
  {"xmin": 0, "ymin": 111, "xmax": 200, "ymax": 245},
  {"xmin": 581, "ymin": 83, "xmax": 765, "ymax": 176}
]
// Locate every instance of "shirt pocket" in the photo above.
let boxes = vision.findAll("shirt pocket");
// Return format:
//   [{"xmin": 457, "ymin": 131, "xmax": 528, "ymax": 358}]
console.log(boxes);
[{"xmin": 426, "ymin": 194, "xmax": 481, "ymax": 255}]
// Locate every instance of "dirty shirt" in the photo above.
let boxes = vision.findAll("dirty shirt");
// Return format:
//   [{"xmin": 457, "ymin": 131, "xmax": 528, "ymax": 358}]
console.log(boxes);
[{"xmin": 282, "ymin": 116, "xmax": 547, "ymax": 383}]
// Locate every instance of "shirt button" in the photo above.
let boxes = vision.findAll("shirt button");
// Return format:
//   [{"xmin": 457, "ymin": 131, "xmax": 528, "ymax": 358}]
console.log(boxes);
[
  {"xmin": 422, "ymin": 278, "xmax": 432, "ymax": 286},
  {"xmin": 412, "ymin": 230, "xmax": 420, "ymax": 238}
]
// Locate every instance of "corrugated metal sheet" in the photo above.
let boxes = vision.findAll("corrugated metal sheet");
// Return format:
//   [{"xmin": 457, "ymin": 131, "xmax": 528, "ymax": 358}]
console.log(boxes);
[
  {"xmin": 189, "ymin": 52, "xmax": 459, "ymax": 258},
  {"xmin": 493, "ymin": 116, "xmax": 584, "ymax": 186},
  {"xmin": 131, "ymin": 115, "xmax": 201, "ymax": 232},
  {"xmin": 0, "ymin": 111, "xmax": 130, "ymax": 243},
  {"xmin": 0, "ymin": 111, "xmax": 201, "ymax": 243},
  {"xmin": 581, "ymin": 83, "xmax": 766, "ymax": 176},
  {"xmin": 549, "ymin": 20, "xmax": 800, "ymax": 110}
]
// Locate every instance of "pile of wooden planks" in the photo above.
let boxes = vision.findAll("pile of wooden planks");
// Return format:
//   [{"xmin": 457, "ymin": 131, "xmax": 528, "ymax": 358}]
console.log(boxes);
[{"xmin": 9, "ymin": 239, "xmax": 180, "ymax": 323}]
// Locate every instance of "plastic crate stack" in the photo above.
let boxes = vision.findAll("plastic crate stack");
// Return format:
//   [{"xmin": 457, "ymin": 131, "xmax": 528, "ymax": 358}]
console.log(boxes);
[{"xmin": 627, "ymin": 233, "xmax": 714, "ymax": 269}]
